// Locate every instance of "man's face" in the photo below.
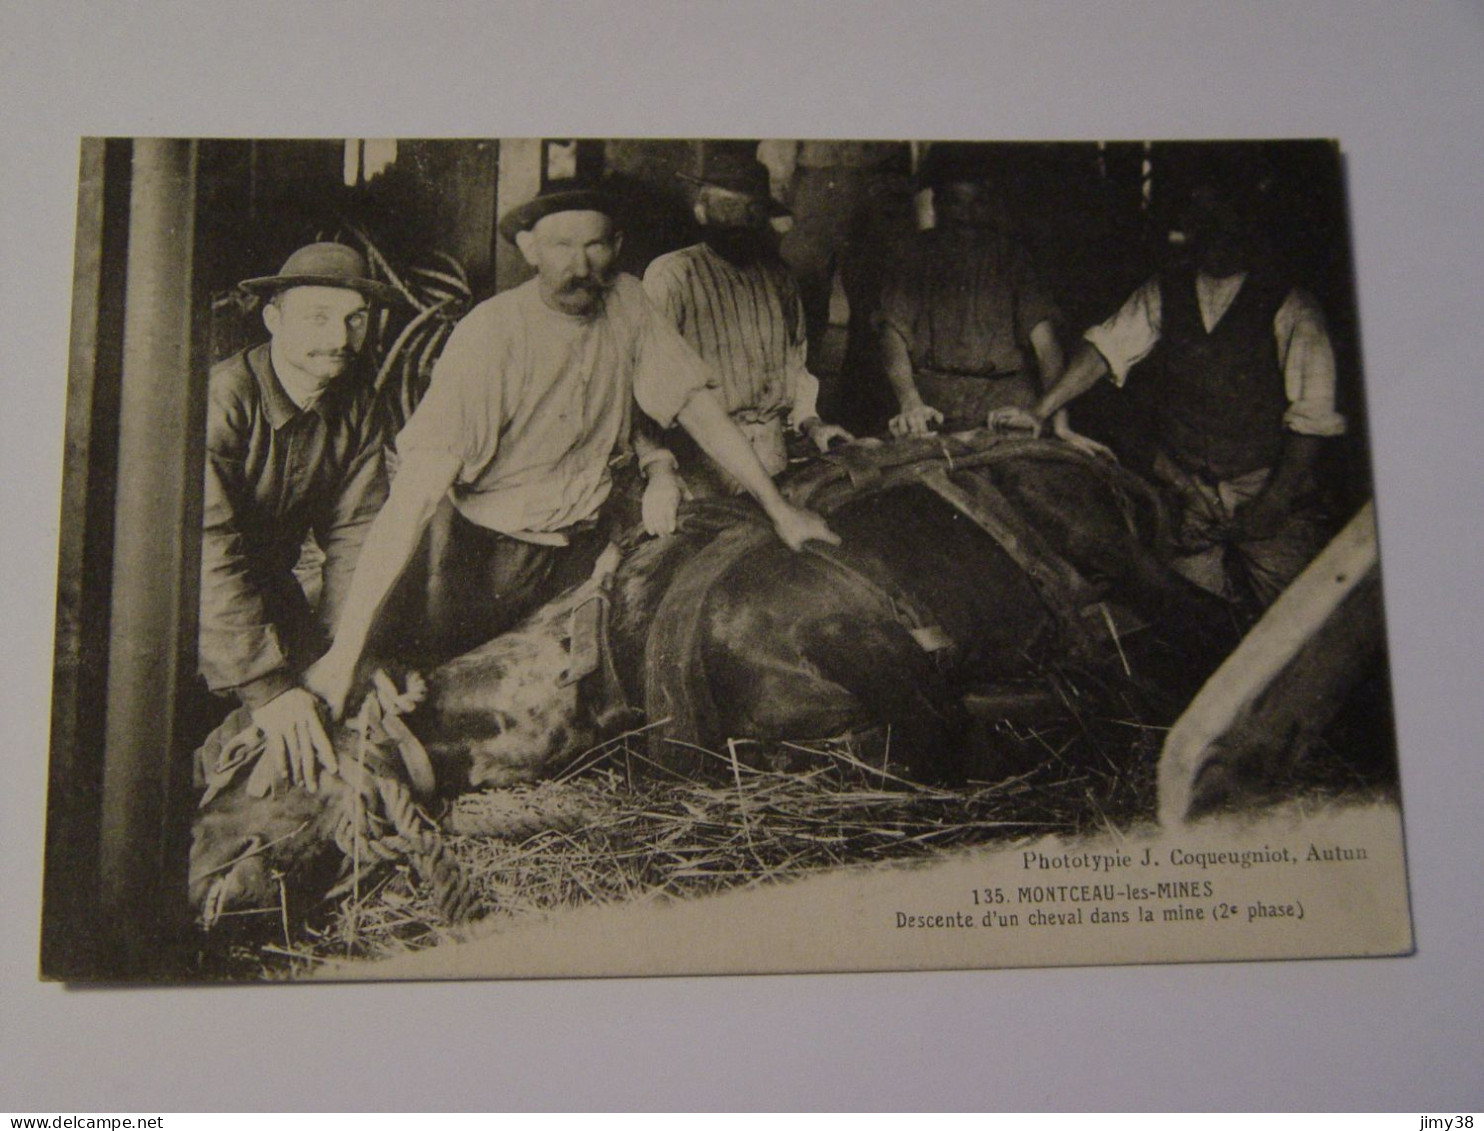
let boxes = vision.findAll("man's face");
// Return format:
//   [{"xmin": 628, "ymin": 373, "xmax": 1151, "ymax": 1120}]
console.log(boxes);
[
  {"xmin": 1182, "ymin": 185, "xmax": 1253, "ymax": 278},
  {"xmin": 262, "ymin": 286, "xmax": 370, "ymax": 384},
  {"xmin": 935, "ymin": 180, "xmax": 1003, "ymax": 231},
  {"xmin": 517, "ymin": 210, "xmax": 620, "ymax": 315},
  {"xmin": 695, "ymin": 187, "xmax": 779, "ymax": 265},
  {"xmin": 697, "ymin": 187, "xmax": 771, "ymax": 232}
]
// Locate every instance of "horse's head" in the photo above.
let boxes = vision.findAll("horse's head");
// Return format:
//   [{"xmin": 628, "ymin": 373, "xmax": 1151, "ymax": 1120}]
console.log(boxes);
[
  {"xmin": 188, "ymin": 763, "xmax": 347, "ymax": 929},
  {"xmin": 188, "ymin": 684, "xmax": 429, "ymax": 929}
]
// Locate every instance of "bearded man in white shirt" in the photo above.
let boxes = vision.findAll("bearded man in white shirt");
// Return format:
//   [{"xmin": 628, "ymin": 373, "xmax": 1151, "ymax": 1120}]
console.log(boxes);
[{"xmin": 990, "ymin": 179, "xmax": 1346, "ymax": 609}]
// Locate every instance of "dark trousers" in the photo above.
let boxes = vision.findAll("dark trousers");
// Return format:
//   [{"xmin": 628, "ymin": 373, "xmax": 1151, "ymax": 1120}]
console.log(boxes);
[{"xmin": 377, "ymin": 503, "xmax": 613, "ymax": 669}]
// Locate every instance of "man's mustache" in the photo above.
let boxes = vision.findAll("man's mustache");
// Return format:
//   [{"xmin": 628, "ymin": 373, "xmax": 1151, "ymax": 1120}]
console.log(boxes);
[{"xmin": 559, "ymin": 274, "xmax": 614, "ymax": 294}]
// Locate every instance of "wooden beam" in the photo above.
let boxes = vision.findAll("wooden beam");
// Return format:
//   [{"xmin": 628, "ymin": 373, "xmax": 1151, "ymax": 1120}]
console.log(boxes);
[
  {"xmin": 41, "ymin": 138, "xmax": 131, "ymax": 979},
  {"xmin": 1157, "ymin": 501, "xmax": 1382, "ymax": 825},
  {"xmin": 96, "ymin": 139, "xmax": 206, "ymax": 974}
]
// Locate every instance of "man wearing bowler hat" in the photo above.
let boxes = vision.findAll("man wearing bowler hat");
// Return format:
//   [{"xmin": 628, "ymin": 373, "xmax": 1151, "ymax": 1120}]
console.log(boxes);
[
  {"xmin": 304, "ymin": 181, "xmax": 840, "ymax": 721},
  {"xmin": 638, "ymin": 150, "xmax": 853, "ymax": 516},
  {"xmin": 197, "ymin": 242, "xmax": 398, "ymax": 795}
]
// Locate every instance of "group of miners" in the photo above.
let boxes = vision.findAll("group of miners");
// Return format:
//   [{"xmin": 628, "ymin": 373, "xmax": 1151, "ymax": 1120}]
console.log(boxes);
[{"xmin": 198, "ymin": 142, "xmax": 1346, "ymax": 795}]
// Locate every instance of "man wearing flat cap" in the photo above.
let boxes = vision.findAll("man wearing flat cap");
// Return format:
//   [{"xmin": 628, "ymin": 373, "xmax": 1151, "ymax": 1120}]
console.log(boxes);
[
  {"xmin": 199, "ymin": 242, "xmax": 397, "ymax": 793},
  {"xmin": 305, "ymin": 182, "xmax": 839, "ymax": 720},
  {"xmin": 638, "ymin": 150, "xmax": 853, "ymax": 517}
]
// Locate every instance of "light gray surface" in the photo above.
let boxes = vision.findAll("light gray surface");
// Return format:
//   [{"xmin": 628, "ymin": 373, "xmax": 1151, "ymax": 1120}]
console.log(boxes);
[{"xmin": 1, "ymin": 0, "xmax": 1480, "ymax": 1111}]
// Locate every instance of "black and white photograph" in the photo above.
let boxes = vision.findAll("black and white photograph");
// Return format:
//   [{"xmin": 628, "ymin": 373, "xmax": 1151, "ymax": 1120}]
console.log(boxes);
[
  {"xmin": 41, "ymin": 135, "xmax": 1411, "ymax": 983},
  {"xmin": 4, "ymin": 0, "xmax": 1481, "ymax": 1113}
]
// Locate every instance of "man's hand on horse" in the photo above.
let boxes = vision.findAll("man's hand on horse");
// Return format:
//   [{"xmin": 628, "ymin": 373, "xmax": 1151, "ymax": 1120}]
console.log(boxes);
[
  {"xmin": 303, "ymin": 649, "xmax": 360, "ymax": 723},
  {"xmin": 248, "ymin": 686, "xmax": 337, "ymax": 796},
  {"xmin": 641, "ymin": 466, "xmax": 683, "ymax": 537},
  {"xmin": 1051, "ymin": 419, "xmax": 1118, "ymax": 463},
  {"xmin": 769, "ymin": 500, "xmax": 841, "ymax": 551},
  {"xmin": 889, "ymin": 401, "xmax": 944, "ymax": 437},
  {"xmin": 986, "ymin": 406, "xmax": 1042, "ymax": 435},
  {"xmin": 799, "ymin": 417, "xmax": 854, "ymax": 453}
]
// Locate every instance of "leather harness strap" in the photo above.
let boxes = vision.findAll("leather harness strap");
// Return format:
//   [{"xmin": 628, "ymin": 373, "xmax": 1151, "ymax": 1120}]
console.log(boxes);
[
  {"xmin": 803, "ymin": 543, "xmax": 954, "ymax": 656},
  {"xmin": 914, "ymin": 464, "xmax": 1104, "ymax": 659},
  {"xmin": 643, "ymin": 518, "xmax": 775, "ymax": 772}
]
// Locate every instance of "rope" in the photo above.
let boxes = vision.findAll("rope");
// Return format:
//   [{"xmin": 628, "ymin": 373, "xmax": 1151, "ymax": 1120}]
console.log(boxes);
[{"xmin": 330, "ymin": 674, "xmax": 482, "ymax": 924}]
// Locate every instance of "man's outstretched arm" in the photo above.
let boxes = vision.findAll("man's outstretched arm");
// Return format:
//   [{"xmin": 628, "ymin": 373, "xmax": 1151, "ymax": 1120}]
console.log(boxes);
[
  {"xmin": 304, "ymin": 449, "xmax": 461, "ymax": 718},
  {"xmin": 675, "ymin": 388, "xmax": 839, "ymax": 550},
  {"xmin": 989, "ymin": 338, "xmax": 1111, "ymax": 447}
]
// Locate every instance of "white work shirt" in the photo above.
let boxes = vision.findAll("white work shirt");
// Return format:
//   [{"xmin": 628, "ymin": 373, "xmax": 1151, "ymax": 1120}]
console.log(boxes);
[{"xmin": 1083, "ymin": 272, "xmax": 1347, "ymax": 437}]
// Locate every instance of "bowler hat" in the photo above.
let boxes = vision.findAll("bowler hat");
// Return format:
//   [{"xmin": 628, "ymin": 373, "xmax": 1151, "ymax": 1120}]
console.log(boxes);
[
  {"xmin": 238, "ymin": 242, "xmax": 402, "ymax": 304},
  {"xmin": 676, "ymin": 151, "xmax": 790, "ymax": 216},
  {"xmin": 498, "ymin": 181, "xmax": 623, "ymax": 243}
]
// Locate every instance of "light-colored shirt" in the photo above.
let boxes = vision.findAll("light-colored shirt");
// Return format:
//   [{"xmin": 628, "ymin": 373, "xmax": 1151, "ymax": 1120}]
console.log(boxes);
[
  {"xmin": 642, "ymin": 243, "xmax": 819, "ymax": 426},
  {"xmin": 1083, "ymin": 273, "xmax": 1346, "ymax": 437},
  {"xmin": 395, "ymin": 274, "xmax": 715, "ymax": 543}
]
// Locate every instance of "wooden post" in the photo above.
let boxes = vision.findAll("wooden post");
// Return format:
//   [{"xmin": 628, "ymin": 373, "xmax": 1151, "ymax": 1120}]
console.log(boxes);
[
  {"xmin": 41, "ymin": 139, "xmax": 132, "ymax": 979},
  {"xmin": 1157, "ymin": 502, "xmax": 1383, "ymax": 825},
  {"xmin": 96, "ymin": 139, "xmax": 207, "ymax": 974}
]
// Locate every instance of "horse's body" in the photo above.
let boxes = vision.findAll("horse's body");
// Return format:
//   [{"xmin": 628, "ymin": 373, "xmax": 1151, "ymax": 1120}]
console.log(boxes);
[{"xmin": 189, "ymin": 435, "xmax": 1237, "ymax": 922}]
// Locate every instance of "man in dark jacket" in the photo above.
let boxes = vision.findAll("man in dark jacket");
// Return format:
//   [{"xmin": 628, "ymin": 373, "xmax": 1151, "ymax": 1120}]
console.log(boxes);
[{"xmin": 198, "ymin": 243, "xmax": 397, "ymax": 793}]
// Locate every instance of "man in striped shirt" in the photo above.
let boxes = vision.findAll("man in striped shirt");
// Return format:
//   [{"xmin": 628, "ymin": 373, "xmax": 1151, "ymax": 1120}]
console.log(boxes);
[{"xmin": 639, "ymin": 151, "xmax": 853, "ymax": 519}]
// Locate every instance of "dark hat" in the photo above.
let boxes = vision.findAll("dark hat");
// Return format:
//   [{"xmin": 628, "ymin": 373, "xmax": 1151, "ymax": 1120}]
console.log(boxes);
[
  {"xmin": 677, "ymin": 151, "xmax": 790, "ymax": 217},
  {"xmin": 919, "ymin": 142, "xmax": 998, "ymax": 191},
  {"xmin": 498, "ymin": 181, "xmax": 623, "ymax": 243},
  {"xmin": 237, "ymin": 242, "xmax": 402, "ymax": 304}
]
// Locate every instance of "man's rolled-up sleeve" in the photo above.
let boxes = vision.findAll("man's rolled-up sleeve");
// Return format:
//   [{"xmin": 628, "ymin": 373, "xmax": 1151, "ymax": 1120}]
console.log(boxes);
[
  {"xmin": 1082, "ymin": 278, "xmax": 1163, "ymax": 386},
  {"xmin": 1276, "ymin": 289, "xmax": 1347, "ymax": 437},
  {"xmin": 198, "ymin": 392, "xmax": 294, "ymax": 708},
  {"xmin": 632, "ymin": 292, "xmax": 720, "ymax": 428}
]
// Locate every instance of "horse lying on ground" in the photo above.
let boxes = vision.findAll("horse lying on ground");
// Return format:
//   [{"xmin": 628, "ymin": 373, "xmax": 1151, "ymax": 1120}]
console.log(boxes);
[{"xmin": 189, "ymin": 432, "xmax": 1240, "ymax": 927}]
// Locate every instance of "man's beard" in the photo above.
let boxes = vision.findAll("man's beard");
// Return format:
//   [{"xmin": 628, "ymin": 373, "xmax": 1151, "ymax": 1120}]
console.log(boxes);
[{"xmin": 701, "ymin": 226, "xmax": 778, "ymax": 267}]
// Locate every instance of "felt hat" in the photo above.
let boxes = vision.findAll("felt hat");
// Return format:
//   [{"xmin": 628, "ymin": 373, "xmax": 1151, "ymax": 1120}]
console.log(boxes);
[
  {"xmin": 237, "ymin": 242, "xmax": 402, "ymax": 304},
  {"xmin": 918, "ymin": 143, "xmax": 999, "ymax": 192},
  {"xmin": 676, "ymin": 150, "xmax": 790, "ymax": 216},
  {"xmin": 497, "ymin": 181, "xmax": 623, "ymax": 243}
]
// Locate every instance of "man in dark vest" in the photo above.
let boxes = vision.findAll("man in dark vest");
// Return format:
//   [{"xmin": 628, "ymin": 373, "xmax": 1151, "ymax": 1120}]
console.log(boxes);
[{"xmin": 988, "ymin": 180, "xmax": 1346, "ymax": 608}]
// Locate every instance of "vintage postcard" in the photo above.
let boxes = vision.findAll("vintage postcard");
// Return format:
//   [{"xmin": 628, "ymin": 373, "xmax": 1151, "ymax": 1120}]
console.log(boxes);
[{"xmin": 42, "ymin": 137, "xmax": 1412, "ymax": 982}]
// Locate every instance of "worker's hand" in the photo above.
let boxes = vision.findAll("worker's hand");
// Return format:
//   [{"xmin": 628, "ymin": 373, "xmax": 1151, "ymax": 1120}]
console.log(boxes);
[
  {"xmin": 889, "ymin": 401, "xmax": 944, "ymax": 437},
  {"xmin": 641, "ymin": 466, "xmax": 683, "ymax": 537},
  {"xmin": 769, "ymin": 501, "xmax": 841, "ymax": 552},
  {"xmin": 986, "ymin": 406, "xmax": 1042, "ymax": 435},
  {"xmin": 1051, "ymin": 419, "xmax": 1117, "ymax": 463},
  {"xmin": 304, "ymin": 649, "xmax": 359, "ymax": 722},
  {"xmin": 247, "ymin": 687, "xmax": 336, "ymax": 795},
  {"xmin": 1229, "ymin": 489, "xmax": 1294, "ymax": 542},
  {"xmin": 799, "ymin": 417, "xmax": 854, "ymax": 453}
]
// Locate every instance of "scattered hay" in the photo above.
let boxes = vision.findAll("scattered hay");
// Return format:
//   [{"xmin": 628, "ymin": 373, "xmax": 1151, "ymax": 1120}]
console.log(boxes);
[{"xmin": 246, "ymin": 712, "xmax": 1166, "ymax": 973}]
